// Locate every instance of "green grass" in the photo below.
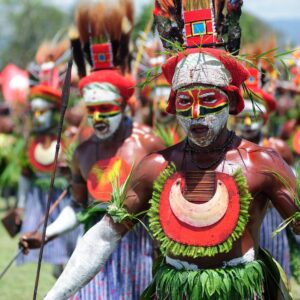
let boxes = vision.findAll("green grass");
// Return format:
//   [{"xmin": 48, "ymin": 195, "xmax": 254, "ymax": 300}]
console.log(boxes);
[{"xmin": 0, "ymin": 199, "xmax": 55, "ymax": 300}]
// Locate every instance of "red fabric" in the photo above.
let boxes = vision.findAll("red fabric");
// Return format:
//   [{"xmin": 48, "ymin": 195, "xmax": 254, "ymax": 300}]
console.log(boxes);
[
  {"xmin": 79, "ymin": 70, "xmax": 135, "ymax": 103},
  {"xmin": 162, "ymin": 48, "xmax": 250, "ymax": 115},
  {"xmin": 30, "ymin": 85, "xmax": 61, "ymax": 108},
  {"xmin": 159, "ymin": 172, "xmax": 240, "ymax": 247},
  {"xmin": 1, "ymin": 64, "xmax": 29, "ymax": 104}
]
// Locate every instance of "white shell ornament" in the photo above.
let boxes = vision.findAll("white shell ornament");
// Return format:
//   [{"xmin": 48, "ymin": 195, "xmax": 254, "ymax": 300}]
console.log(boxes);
[
  {"xmin": 34, "ymin": 140, "xmax": 60, "ymax": 166},
  {"xmin": 169, "ymin": 178, "xmax": 229, "ymax": 227}
]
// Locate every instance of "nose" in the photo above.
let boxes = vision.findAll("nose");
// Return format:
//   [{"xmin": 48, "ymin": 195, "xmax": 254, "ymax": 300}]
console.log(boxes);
[
  {"xmin": 34, "ymin": 111, "xmax": 41, "ymax": 118},
  {"xmin": 192, "ymin": 102, "xmax": 200, "ymax": 119},
  {"xmin": 93, "ymin": 111, "xmax": 102, "ymax": 122},
  {"xmin": 244, "ymin": 115, "xmax": 252, "ymax": 126}
]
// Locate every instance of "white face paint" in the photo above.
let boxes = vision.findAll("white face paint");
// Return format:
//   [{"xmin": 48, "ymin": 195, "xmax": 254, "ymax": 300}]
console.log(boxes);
[
  {"xmin": 235, "ymin": 100, "xmax": 265, "ymax": 140},
  {"xmin": 84, "ymin": 82, "xmax": 124, "ymax": 140},
  {"xmin": 177, "ymin": 106, "xmax": 229, "ymax": 147},
  {"xmin": 87, "ymin": 113, "xmax": 123, "ymax": 140},
  {"xmin": 30, "ymin": 98, "xmax": 54, "ymax": 132}
]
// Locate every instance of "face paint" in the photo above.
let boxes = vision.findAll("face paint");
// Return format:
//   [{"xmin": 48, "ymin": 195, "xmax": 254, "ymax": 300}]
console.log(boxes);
[
  {"xmin": 175, "ymin": 86, "xmax": 229, "ymax": 147},
  {"xmin": 30, "ymin": 98, "xmax": 54, "ymax": 132},
  {"xmin": 177, "ymin": 106, "xmax": 229, "ymax": 147},
  {"xmin": 151, "ymin": 86, "xmax": 174, "ymax": 124},
  {"xmin": 175, "ymin": 87, "xmax": 228, "ymax": 119},
  {"xmin": 235, "ymin": 99, "xmax": 265, "ymax": 140},
  {"xmin": 235, "ymin": 110, "xmax": 264, "ymax": 140},
  {"xmin": 83, "ymin": 82, "xmax": 125, "ymax": 140}
]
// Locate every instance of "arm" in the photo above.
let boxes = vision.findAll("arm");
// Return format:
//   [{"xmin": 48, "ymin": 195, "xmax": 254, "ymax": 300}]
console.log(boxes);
[
  {"xmin": 44, "ymin": 153, "xmax": 167, "ymax": 299},
  {"xmin": 71, "ymin": 148, "xmax": 88, "ymax": 207},
  {"xmin": 262, "ymin": 150, "xmax": 300, "ymax": 233},
  {"xmin": 20, "ymin": 147, "xmax": 85, "ymax": 251},
  {"xmin": 17, "ymin": 174, "xmax": 30, "ymax": 209},
  {"xmin": 45, "ymin": 203, "xmax": 80, "ymax": 239},
  {"xmin": 268, "ymin": 137, "xmax": 294, "ymax": 166},
  {"xmin": 44, "ymin": 216, "xmax": 121, "ymax": 300},
  {"xmin": 20, "ymin": 203, "xmax": 81, "ymax": 253}
]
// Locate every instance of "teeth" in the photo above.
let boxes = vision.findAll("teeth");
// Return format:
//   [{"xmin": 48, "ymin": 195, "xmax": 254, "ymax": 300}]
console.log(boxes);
[{"xmin": 169, "ymin": 179, "xmax": 229, "ymax": 227}]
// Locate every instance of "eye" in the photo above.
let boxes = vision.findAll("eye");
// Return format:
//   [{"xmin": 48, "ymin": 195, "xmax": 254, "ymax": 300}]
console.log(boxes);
[
  {"xmin": 202, "ymin": 96, "xmax": 217, "ymax": 104},
  {"xmin": 87, "ymin": 107, "xmax": 94, "ymax": 114},
  {"xmin": 177, "ymin": 95, "xmax": 192, "ymax": 106}
]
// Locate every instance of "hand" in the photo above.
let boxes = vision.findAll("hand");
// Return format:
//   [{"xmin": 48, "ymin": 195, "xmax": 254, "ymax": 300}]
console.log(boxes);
[{"xmin": 19, "ymin": 232, "xmax": 43, "ymax": 255}]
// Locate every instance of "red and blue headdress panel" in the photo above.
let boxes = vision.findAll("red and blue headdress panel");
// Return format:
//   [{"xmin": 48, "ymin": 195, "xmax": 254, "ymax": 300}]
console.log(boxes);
[
  {"xmin": 154, "ymin": 0, "xmax": 243, "ymax": 53},
  {"xmin": 74, "ymin": 0, "xmax": 134, "ymax": 75}
]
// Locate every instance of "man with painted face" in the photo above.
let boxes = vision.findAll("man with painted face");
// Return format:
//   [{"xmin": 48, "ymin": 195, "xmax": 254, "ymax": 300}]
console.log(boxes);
[
  {"xmin": 21, "ymin": 70, "xmax": 164, "ymax": 300},
  {"xmin": 21, "ymin": 0, "xmax": 164, "ymax": 299},
  {"xmin": 16, "ymin": 85, "xmax": 80, "ymax": 272},
  {"xmin": 44, "ymin": 1, "xmax": 300, "ymax": 299}
]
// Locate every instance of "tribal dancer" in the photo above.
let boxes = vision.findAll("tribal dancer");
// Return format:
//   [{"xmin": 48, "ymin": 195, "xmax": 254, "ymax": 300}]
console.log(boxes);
[
  {"xmin": 21, "ymin": 0, "xmax": 164, "ymax": 299},
  {"xmin": 16, "ymin": 84, "xmax": 80, "ymax": 270},
  {"xmin": 16, "ymin": 36, "xmax": 81, "ymax": 272},
  {"xmin": 233, "ymin": 67, "xmax": 294, "ymax": 278},
  {"xmin": 44, "ymin": 1, "xmax": 300, "ymax": 299}
]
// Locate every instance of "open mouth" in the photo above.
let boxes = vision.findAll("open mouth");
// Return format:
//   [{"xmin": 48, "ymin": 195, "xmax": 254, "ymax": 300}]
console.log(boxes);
[
  {"xmin": 190, "ymin": 124, "xmax": 209, "ymax": 135},
  {"xmin": 94, "ymin": 121, "xmax": 109, "ymax": 133}
]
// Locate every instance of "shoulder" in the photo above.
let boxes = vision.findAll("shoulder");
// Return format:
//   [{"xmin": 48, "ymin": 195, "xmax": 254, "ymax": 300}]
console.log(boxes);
[
  {"xmin": 130, "ymin": 122, "xmax": 165, "ymax": 152},
  {"xmin": 266, "ymin": 137, "xmax": 294, "ymax": 165},
  {"xmin": 73, "ymin": 135, "xmax": 96, "ymax": 159},
  {"xmin": 237, "ymin": 138, "xmax": 295, "ymax": 186}
]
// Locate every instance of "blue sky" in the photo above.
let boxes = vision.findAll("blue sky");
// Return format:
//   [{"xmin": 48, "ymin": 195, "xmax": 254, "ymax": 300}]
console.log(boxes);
[{"xmin": 51, "ymin": 0, "xmax": 300, "ymax": 21}]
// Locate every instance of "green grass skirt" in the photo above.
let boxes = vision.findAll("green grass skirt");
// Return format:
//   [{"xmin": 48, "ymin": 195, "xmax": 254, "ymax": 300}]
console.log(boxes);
[{"xmin": 141, "ymin": 248, "xmax": 292, "ymax": 300}]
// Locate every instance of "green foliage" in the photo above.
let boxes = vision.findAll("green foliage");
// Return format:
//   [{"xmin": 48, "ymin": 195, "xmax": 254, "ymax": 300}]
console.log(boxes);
[
  {"xmin": 33, "ymin": 176, "xmax": 68, "ymax": 191},
  {"xmin": 0, "ymin": 135, "xmax": 28, "ymax": 189},
  {"xmin": 132, "ymin": 3, "xmax": 154, "ymax": 42},
  {"xmin": 262, "ymin": 168, "xmax": 300, "ymax": 236},
  {"xmin": 0, "ymin": 0, "xmax": 70, "ymax": 68},
  {"xmin": 63, "ymin": 139, "xmax": 79, "ymax": 169},
  {"xmin": 141, "ymin": 260, "xmax": 264, "ymax": 300},
  {"xmin": 154, "ymin": 125, "xmax": 175, "ymax": 148}
]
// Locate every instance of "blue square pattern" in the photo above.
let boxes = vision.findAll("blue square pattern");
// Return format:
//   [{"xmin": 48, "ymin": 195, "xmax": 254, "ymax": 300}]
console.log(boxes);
[
  {"xmin": 98, "ymin": 54, "xmax": 106, "ymax": 62},
  {"xmin": 192, "ymin": 22, "xmax": 206, "ymax": 35}
]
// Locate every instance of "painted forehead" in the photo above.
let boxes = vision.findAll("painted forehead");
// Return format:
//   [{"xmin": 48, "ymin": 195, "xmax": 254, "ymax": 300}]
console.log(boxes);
[
  {"xmin": 83, "ymin": 82, "xmax": 122, "ymax": 106},
  {"xmin": 30, "ymin": 97, "xmax": 53, "ymax": 110}
]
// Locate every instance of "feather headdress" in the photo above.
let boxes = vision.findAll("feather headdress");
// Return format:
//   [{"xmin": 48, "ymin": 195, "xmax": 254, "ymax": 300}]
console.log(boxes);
[
  {"xmin": 154, "ymin": 0, "xmax": 243, "ymax": 54},
  {"xmin": 28, "ymin": 33, "xmax": 71, "ymax": 88},
  {"xmin": 75, "ymin": 0, "xmax": 134, "ymax": 73}
]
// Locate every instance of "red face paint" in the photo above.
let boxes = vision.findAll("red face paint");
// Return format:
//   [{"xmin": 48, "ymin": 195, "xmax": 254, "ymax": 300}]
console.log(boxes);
[{"xmin": 175, "ymin": 87, "xmax": 228, "ymax": 119}]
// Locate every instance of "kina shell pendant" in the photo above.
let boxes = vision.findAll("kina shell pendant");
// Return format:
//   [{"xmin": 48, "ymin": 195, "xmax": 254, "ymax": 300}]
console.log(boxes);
[
  {"xmin": 169, "ymin": 178, "xmax": 229, "ymax": 227},
  {"xmin": 159, "ymin": 170, "xmax": 241, "ymax": 247},
  {"xmin": 34, "ymin": 140, "xmax": 59, "ymax": 165},
  {"xmin": 28, "ymin": 136, "xmax": 63, "ymax": 173}
]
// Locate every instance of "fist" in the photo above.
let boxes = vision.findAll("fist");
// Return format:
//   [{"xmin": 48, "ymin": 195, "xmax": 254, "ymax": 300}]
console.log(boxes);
[{"xmin": 19, "ymin": 232, "xmax": 43, "ymax": 255}]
